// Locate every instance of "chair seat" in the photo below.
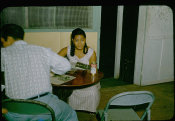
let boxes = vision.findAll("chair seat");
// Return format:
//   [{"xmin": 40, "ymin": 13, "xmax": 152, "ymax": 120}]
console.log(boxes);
[
  {"xmin": 97, "ymin": 91, "xmax": 154, "ymax": 121},
  {"xmin": 2, "ymin": 99, "xmax": 56, "ymax": 121},
  {"xmin": 98, "ymin": 108, "xmax": 141, "ymax": 120},
  {"xmin": 3, "ymin": 100, "xmax": 51, "ymax": 115}
]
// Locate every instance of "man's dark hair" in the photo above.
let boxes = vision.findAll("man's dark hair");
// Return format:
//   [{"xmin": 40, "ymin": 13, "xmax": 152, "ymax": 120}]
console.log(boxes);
[
  {"xmin": 0, "ymin": 24, "xmax": 24, "ymax": 41},
  {"xmin": 70, "ymin": 28, "xmax": 88, "ymax": 56}
]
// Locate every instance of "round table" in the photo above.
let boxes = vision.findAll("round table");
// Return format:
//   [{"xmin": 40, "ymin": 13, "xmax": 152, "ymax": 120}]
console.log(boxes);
[{"xmin": 52, "ymin": 69, "xmax": 104, "ymax": 102}]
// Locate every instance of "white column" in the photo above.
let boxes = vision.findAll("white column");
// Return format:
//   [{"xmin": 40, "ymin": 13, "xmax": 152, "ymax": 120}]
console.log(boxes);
[
  {"xmin": 114, "ymin": 6, "xmax": 124, "ymax": 79},
  {"xmin": 134, "ymin": 6, "xmax": 148, "ymax": 85}
]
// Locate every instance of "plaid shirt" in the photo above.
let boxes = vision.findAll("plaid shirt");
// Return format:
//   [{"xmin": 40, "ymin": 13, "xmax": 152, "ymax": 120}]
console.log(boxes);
[{"xmin": 1, "ymin": 40, "xmax": 71, "ymax": 99}]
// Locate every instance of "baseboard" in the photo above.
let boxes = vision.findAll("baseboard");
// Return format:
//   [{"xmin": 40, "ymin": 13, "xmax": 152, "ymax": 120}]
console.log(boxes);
[{"xmin": 139, "ymin": 78, "xmax": 174, "ymax": 86}]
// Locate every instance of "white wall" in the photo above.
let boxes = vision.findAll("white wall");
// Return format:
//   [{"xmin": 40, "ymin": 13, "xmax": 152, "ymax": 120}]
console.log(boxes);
[
  {"xmin": 134, "ymin": 6, "xmax": 174, "ymax": 86},
  {"xmin": 24, "ymin": 32, "xmax": 98, "ymax": 53},
  {"xmin": 23, "ymin": 6, "xmax": 102, "ymax": 68}
]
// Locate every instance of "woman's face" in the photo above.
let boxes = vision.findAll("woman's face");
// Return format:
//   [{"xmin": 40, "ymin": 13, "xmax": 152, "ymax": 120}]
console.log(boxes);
[{"xmin": 72, "ymin": 35, "xmax": 86, "ymax": 50}]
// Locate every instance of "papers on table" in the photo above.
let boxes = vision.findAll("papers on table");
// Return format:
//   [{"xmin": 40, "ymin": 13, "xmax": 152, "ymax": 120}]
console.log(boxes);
[
  {"xmin": 50, "ymin": 62, "xmax": 90, "ymax": 85},
  {"xmin": 50, "ymin": 74, "xmax": 76, "ymax": 85},
  {"xmin": 75, "ymin": 62, "xmax": 90, "ymax": 70},
  {"xmin": 70, "ymin": 62, "xmax": 90, "ymax": 71}
]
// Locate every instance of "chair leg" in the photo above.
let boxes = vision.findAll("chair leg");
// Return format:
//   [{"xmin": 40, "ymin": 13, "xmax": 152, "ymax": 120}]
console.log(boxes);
[
  {"xmin": 104, "ymin": 112, "xmax": 108, "ymax": 121},
  {"xmin": 147, "ymin": 109, "xmax": 151, "ymax": 120}
]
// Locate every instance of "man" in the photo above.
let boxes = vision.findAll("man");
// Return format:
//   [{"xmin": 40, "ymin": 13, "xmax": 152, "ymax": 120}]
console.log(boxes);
[{"xmin": 1, "ymin": 24, "xmax": 78, "ymax": 121}]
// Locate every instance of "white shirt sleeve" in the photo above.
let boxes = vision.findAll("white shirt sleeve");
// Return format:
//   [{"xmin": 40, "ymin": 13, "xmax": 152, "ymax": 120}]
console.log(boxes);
[
  {"xmin": 45, "ymin": 48, "xmax": 71, "ymax": 75},
  {"xmin": 1, "ymin": 48, "xmax": 5, "ymax": 72}
]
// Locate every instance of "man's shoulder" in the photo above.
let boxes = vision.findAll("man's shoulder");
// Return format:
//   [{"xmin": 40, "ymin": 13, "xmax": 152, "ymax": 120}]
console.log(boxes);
[
  {"xmin": 1, "ymin": 48, "xmax": 5, "ymax": 55},
  {"xmin": 28, "ymin": 44, "xmax": 50, "ymax": 51},
  {"xmin": 1, "ymin": 47, "xmax": 10, "ymax": 53}
]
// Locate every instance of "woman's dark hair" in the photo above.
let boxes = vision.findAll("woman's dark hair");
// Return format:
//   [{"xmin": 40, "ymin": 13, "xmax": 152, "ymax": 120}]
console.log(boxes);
[
  {"xmin": 0, "ymin": 24, "xmax": 24, "ymax": 41},
  {"xmin": 70, "ymin": 28, "xmax": 88, "ymax": 56}
]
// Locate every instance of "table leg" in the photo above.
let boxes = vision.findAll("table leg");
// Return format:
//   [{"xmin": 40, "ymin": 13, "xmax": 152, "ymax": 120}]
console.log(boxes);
[{"xmin": 52, "ymin": 86, "xmax": 73, "ymax": 102}]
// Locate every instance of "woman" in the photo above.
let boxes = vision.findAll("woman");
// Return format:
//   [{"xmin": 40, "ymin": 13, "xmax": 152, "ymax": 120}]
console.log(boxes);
[{"xmin": 58, "ymin": 28, "xmax": 100, "ymax": 113}]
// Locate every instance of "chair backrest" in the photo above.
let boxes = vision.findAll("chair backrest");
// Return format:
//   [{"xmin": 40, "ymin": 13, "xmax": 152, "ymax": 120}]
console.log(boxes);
[
  {"xmin": 104, "ymin": 91, "xmax": 155, "ymax": 120},
  {"xmin": 2, "ymin": 99, "xmax": 56, "ymax": 121}
]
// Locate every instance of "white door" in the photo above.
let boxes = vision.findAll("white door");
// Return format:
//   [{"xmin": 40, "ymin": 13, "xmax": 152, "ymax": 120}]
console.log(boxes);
[{"xmin": 134, "ymin": 6, "xmax": 174, "ymax": 86}]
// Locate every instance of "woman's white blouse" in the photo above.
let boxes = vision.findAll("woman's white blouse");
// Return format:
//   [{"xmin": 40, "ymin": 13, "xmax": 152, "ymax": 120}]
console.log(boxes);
[
  {"xmin": 67, "ymin": 45, "xmax": 94, "ymax": 65},
  {"xmin": 66, "ymin": 45, "xmax": 101, "ymax": 112}
]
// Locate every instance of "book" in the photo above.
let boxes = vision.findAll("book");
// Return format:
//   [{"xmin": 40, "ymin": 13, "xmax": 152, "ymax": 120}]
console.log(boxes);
[
  {"xmin": 75, "ymin": 62, "xmax": 90, "ymax": 70},
  {"xmin": 50, "ymin": 74, "xmax": 76, "ymax": 85}
]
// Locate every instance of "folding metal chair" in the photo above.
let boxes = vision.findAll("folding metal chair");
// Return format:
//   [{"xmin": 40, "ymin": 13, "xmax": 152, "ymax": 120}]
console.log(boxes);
[
  {"xmin": 97, "ymin": 91, "xmax": 155, "ymax": 121},
  {"xmin": 2, "ymin": 99, "xmax": 56, "ymax": 121}
]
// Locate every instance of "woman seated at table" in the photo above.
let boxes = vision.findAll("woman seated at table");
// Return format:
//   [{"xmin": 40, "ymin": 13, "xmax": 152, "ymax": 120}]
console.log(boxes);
[{"xmin": 58, "ymin": 28, "xmax": 100, "ymax": 113}]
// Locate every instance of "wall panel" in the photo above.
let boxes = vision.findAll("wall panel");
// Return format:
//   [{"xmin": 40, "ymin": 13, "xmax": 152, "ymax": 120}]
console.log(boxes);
[{"xmin": 24, "ymin": 32, "xmax": 97, "ymax": 54}]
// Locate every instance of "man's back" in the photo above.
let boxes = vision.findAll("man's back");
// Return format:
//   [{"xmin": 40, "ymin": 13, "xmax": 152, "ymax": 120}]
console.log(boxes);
[
  {"xmin": 1, "ymin": 24, "xmax": 78, "ymax": 121},
  {"xmin": 1, "ymin": 40, "xmax": 53, "ymax": 99}
]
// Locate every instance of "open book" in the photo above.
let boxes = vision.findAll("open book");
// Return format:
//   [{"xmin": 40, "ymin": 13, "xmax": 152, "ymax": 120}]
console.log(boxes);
[
  {"xmin": 50, "ymin": 74, "xmax": 76, "ymax": 85},
  {"xmin": 50, "ymin": 62, "xmax": 90, "ymax": 85}
]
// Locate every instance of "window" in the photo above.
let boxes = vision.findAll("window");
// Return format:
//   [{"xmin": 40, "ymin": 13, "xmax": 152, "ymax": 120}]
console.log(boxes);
[{"xmin": 0, "ymin": 6, "xmax": 93, "ymax": 29}]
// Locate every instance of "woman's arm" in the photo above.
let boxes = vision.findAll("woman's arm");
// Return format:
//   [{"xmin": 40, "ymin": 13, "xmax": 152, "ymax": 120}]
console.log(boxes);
[
  {"xmin": 89, "ymin": 51, "xmax": 97, "ymax": 65},
  {"xmin": 57, "ymin": 47, "xmax": 68, "ymax": 57},
  {"xmin": 46, "ymin": 48, "xmax": 71, "ymax": 75}
]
